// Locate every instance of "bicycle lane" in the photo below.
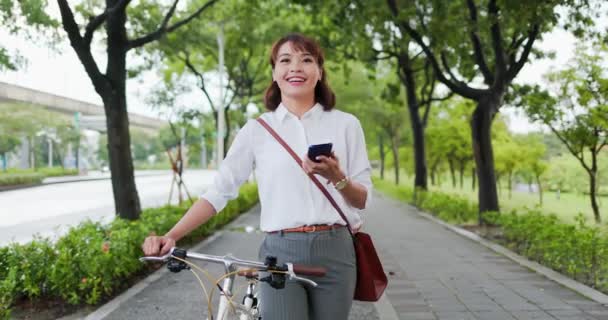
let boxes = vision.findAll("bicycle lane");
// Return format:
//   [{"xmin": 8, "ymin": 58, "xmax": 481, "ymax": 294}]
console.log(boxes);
[{"xmin": 85, "ymin": 204, "xmax": 380, "ymax": 320}]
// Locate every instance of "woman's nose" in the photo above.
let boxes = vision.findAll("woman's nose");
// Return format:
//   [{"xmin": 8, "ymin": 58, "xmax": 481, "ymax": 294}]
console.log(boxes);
[{"xmin": 289, "ymin": 60, "xmax": 303, "ymax": 72}]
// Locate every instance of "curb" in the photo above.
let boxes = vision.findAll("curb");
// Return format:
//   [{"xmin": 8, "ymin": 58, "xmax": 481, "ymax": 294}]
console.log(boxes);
[{"xmin": 408, "ymin": 203, "xmax": 608, "ymax": 306}]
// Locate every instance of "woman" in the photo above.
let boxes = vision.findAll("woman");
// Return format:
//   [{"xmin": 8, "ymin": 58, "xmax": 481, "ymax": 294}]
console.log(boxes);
[{"xmin": 142, "ymin": 33, "xmax": 372, "ymax": 320}]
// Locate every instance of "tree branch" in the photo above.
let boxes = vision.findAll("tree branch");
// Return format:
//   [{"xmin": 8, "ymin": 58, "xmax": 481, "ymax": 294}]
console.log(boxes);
[
  {"xmin": 128, "ymin": 0, "xmax": 218, "ymax": 50},
  {"xmin": 83, "ymin": 0, "xmax": 130, "ymax": 46},
  {"xmin": 57, "ymin": 0, "xmax": 106, "ymax": 94},
  {"xmin": 386, "ymin": 0, "xmax": 484, "ymax": 100},
  {"xmin": 506, "ymin": 23, "xmax": 540, "ymax": 82},
  {"xmin": 549, "ymin": 125, "xmax": 591, "ymax": 172},
  {"xmin": 488, "ymin": 0, "xmax": 507, "ymax": 87},
  {"xmin": 440, "ymin": 52, "xmax": 468, "ymax": 87},
  {"xmin": 181, "ymin": 52, "xmax": 216, "ymax": 112},
  {"xmin": 466, "ymin": 0, "xmax": 494, "ymax": 85}
]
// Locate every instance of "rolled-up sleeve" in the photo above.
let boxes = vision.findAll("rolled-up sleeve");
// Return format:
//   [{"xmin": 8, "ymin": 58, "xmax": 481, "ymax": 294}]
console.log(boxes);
[
  {"xmin": 346, "ymin": 116, "xmax": 373, "ymax": 209},
  {"xmin": 201, "ymin": 120, "xmax": 255, "ymax": 213}
]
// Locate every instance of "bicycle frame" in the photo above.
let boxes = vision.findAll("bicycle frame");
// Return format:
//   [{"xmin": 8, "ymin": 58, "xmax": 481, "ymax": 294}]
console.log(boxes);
[{"xmin": 180, "ymin": 251, "xmax": 265, "ymax": 320}]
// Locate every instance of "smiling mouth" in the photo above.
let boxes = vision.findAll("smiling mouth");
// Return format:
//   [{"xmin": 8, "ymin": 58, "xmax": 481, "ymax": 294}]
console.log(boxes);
[{"xmin": 286, "ymin": 77, "xmax": 306, "ymax": 83}]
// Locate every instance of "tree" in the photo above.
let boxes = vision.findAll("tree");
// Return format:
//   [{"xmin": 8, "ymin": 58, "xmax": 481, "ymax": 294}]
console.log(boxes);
[
  {"xmin": 517, "ymin": 45, "xmax": 607, "ymax": 222},
  {"xmin": 0, "ymin": 0, "xmax": 57, "ymax": 70},
  {"xmin": 299, "ymin": 0, "xmax": 453, "ymax": 192},
  {"xmin": 150, "ymin": 0, "xmax": 314, "ymax": 159},
  {"xmin": 387, "ymin": 0, "xmax": 597, "ymax": 221},
  {"xmin": 55, "ymin": 0, "xmax": 219, "ymax": 220},
  {"xmin": 517, "ymin": 134, "xmax": 548, "ymax": 205},
  {"xmin": 332, "ymin": 60, "xmax": 408, "ymax": 184}
]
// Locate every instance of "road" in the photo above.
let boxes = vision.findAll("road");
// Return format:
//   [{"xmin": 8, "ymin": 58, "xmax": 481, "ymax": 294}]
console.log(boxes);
[{"xmin": 0, "ymin": 170, "xmax": 217, "ymax": 245}]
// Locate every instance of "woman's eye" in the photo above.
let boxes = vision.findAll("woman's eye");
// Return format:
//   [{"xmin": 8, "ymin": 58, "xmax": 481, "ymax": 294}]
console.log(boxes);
[
  {"xmin": 304, "ymin": 58, "xmax": 313, "ymax": 63},
  {"xmin": 280, "ymin": 59, "xmax": 290, "ymax": 63}
]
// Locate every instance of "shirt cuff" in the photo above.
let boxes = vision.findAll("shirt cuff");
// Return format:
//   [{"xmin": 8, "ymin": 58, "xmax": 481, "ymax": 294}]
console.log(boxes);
[{"xmin": 200, "ymin": 189, "xmax": 227, "ymax": 215}]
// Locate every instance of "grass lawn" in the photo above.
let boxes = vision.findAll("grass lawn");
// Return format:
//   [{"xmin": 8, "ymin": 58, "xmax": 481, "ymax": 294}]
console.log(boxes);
[{"xmin": 375, "ymin": 169, "xmax": 606, "ymax": 225}]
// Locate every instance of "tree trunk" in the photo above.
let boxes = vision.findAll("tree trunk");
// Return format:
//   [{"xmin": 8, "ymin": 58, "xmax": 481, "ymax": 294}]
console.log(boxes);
[
  {"xmin": 535, "ymin": 173, "xmax": 543, "ymax": 206},
  {"xmin": 101, "ymin": 8, "xmax": 141, "ymax": 220},
  {"xmin": 448, "ymin": 158, "xmax": 456, "ymax": 188},
  {"xmin": 472, "ymin": 167, "xmax": 476, "ymax": 190},
  {"xmin": 458, "ymin": 162, "xmax": 465, "ymax": 189},
  {"xmin": 391, "ymin": 136, "xmax": 399, "ymax": 185},
  {"xmin": 103, "ymin": 93, "xmax": 141, "ymax": 220},
  {"xmin": 430, "ymin": 167, "xmax": 436, "ymax": 186},
  {"xmin": 508, "ymin": 170, "xmax": 513, "ymax": 199},
  {"xmin": 223, "ymin": 106, "xmax": 230, "ymax": 157},
  {"xmin": 378, "ymin": 134, "xmax": 385, "ymax": 180},
  {"xmin": 588, "ymin": 154, "xmax": 600, "ymax": 223},
  {"xmin": 29, "ymin": 136, "xmax": 35, "ymax": 169},
  {"xmin": 402, "ymin": 61, "xmax": 428, "ymax": 190},
  {"xmin": 471, "ymin": 95, "xmax": 500, "ymax": 223}
]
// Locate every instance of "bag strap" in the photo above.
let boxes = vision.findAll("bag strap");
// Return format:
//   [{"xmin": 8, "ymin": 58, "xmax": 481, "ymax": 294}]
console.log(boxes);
[{"xmin": 256, "ymin": 118, "xmax": 354, "ymax": 236}]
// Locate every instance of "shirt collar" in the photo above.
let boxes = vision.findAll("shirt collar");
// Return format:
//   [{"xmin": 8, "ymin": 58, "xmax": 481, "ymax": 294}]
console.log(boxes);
[{"xmin": 274, "ymin": 102, "xmax": 324, "ymax": 123}]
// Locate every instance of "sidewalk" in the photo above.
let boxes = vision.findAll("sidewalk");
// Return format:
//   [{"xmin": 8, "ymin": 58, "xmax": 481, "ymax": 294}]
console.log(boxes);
[{"xmin": 83, "ymin": 192, "xmax": 608, "ymax": 320}]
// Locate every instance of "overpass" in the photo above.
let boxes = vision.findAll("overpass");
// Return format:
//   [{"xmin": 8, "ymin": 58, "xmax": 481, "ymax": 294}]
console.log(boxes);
[{"xmin": 0, "ymin": 81, "xmax": 165, "ymax": 133}]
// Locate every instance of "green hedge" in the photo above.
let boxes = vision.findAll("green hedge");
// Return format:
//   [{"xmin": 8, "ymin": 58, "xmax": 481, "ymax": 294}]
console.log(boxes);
[
  {"xmin": 0, "ymin": 168, "xmax": 78, "ymax": 186},
  {"xmin": 373, "ymin": 177, "xmax": 608, "ymax": 295},
  {"xmin": 372, "ymin": 177, "xmax": 477, "ymax": 225},
  {"xmin": 0, "ymin": 183, "xmax": 258, "ymax": 319},
  {"xmin": 37, "ymin": 167, "xmax": 78, "ymax": 177},
  {"xmin": 0, "ymin": 173, "xmax": 44, "ymax": 187}
]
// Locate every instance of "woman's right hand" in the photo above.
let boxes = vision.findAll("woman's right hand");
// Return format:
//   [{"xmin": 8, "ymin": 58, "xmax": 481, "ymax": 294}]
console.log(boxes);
[{"xmin": 141, "ymin": 234, "xmax": 176, "ymax": 256}]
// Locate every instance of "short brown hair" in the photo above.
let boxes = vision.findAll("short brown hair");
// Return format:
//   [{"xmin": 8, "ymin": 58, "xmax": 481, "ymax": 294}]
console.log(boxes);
[{"xmin": 263, "ymin": 33, "xmax": 336, "ymax": 111}]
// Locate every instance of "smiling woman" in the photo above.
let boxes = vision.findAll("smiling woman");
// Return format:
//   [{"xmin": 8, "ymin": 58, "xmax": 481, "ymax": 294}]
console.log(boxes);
[
  {"xmin": 142, "ymin": 33, "xmax": 373, "ymax": 320},
  {"xmin": 264, "ymin": 34, "xmax": 335, "ymax": 115}
]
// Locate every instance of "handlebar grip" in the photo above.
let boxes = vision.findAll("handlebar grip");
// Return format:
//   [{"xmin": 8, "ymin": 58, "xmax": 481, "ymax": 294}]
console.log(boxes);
[{"xmin": 292, "ymin": 264, "xmax": 327, "ymax": 277}]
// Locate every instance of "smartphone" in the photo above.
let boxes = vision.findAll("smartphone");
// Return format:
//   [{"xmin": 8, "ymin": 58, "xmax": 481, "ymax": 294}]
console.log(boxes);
[{"xmin": 308, "ymin": 143, "xmax": 333, "ymax": 163}]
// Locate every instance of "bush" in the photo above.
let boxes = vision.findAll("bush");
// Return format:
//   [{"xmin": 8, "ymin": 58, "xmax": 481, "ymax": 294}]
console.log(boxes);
[
  {"xmin": 38, "ymin": 167, "xmax": 78, "ymax": 177},
  {"xmin": 0, "ymin": 183, "xmax": 259, "ymax": 318},
  {"xmin": 0, "ymin": 173, "xmax": 44, "ymax": 186},
  {"xmin": 372, "ymin": 177, "xmax": 476, "ymax": 224}
]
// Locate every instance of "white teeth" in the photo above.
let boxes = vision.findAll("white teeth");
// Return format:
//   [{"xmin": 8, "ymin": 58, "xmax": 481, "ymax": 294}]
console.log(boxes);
[{"xmin": 287, "ymin": 77, "xmax": 305, "ymax": 82}]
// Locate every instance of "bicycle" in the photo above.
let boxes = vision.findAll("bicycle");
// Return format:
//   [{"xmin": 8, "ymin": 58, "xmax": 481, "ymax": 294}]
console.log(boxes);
[{"xmin": 140, "ymin": 247, "xmax": 326, "ymax": 320}]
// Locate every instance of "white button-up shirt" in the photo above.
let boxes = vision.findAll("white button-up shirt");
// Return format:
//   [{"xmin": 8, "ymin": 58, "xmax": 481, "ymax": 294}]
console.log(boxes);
[{"xmin": 201, "ymin": 103, "xmax": 373, "ymax": 232}]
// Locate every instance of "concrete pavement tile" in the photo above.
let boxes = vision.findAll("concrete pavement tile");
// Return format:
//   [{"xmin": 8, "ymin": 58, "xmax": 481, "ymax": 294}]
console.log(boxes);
[
  {"xmin": 398, "ymin": 312, "xmax": 437, "ymax": 320},
  {"xmin": 473, "ymin": 310, "xmax": 517, "ymax": 320},
  {"xmin": 434, "ymin": 311, "xmax": 478, "ymax": 320},
  {"xmin": 510, "ymin": 310, "xmax": 556, "ymax": 319}
]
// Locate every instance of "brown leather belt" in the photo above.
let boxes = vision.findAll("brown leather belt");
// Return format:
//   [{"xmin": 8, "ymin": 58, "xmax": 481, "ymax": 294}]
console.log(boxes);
[{"xmin": 269, "ymin": 224, "xmax": 345, "ymax": 234}]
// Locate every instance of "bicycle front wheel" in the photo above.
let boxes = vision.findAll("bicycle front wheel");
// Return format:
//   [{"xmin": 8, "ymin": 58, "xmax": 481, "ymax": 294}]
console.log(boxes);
[{"xmin": 219, "ymin": 303, "xmax": 255, "ymax": 320}]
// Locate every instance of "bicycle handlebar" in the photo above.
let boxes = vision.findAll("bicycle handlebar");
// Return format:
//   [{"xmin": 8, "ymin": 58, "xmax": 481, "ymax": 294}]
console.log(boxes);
[{"xmin": 139, "ymin": 247, "xmax": 326, "ymax": 287}]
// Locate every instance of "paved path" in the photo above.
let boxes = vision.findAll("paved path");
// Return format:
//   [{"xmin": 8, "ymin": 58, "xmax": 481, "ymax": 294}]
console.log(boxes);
[{"xmin": 89, "ymin": 192, "xmax": 608, "ymax": 320}]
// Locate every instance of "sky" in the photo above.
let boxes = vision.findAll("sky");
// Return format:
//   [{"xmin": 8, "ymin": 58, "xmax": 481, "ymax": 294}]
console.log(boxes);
[{"xmin": 0, "ymin": 7, "xmax": 586, "ymax": 134}]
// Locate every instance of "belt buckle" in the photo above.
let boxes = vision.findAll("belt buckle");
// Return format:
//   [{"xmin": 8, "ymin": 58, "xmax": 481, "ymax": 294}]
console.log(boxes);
[{"xmin": 305, "ymin": 225, "xmax": 317, "ymax": 233}]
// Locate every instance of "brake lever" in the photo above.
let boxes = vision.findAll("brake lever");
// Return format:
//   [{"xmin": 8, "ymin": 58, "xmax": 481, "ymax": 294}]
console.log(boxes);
[{"xmin": 286, "ymin": 263, "xmax": 319, "ymax": 287}]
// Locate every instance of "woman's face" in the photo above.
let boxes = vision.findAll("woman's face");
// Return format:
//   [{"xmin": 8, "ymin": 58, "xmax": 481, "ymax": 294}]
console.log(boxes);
[{"xmin": 272, "ymin": 41, "xmax": 322, "ymax": 102}]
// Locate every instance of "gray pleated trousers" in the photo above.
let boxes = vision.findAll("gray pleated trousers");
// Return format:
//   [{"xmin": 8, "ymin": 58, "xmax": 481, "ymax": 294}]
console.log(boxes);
[{"xmin": 258, "ymin": 226, "xmax": 357, "ymax": 320}]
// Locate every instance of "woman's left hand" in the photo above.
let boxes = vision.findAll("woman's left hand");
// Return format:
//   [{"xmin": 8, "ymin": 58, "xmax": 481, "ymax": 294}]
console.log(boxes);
[{"xmin": 302, "ymin": 151, "xmax": 345, "ymax": 184}]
